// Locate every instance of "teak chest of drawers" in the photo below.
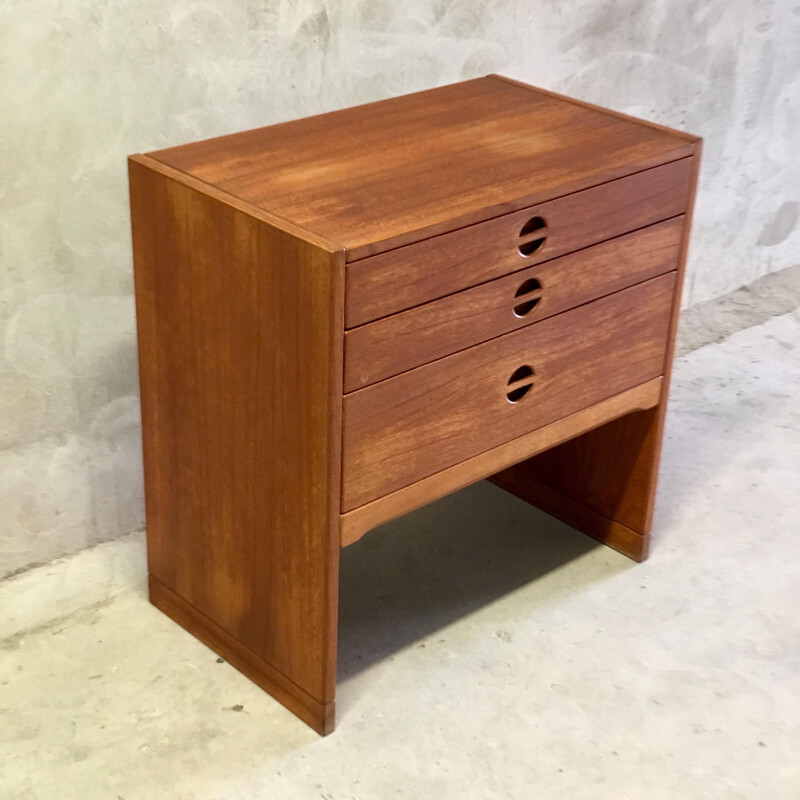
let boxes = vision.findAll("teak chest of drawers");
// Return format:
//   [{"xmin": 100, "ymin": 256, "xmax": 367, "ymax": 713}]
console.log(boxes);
[{"xmin": 129, "ymin": 75, "xmax": 700, "ymax": 734}]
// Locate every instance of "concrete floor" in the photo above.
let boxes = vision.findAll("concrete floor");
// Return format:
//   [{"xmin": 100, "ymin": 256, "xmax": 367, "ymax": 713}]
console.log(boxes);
[{"xmin": 2, "ymin": 308, "xmax": 799, "ymax": 799}]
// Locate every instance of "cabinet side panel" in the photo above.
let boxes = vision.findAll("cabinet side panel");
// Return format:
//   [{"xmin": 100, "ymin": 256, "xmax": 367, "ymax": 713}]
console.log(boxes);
[{"xmin": 129, "ymin": 157, "xmax": 343, "ymax": 704}]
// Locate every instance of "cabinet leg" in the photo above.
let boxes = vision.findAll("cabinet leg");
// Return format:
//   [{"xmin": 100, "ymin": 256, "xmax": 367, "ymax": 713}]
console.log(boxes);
[
  {"xmin": 490, "ymin": 404, "xmax": 667, "ymax": 561},
  {"xmin": 149, "ymin": 574, "xmax": 337, "ymax": 735}
]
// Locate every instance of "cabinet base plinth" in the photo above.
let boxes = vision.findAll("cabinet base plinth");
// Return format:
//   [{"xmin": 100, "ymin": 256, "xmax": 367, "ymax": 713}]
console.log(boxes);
[{"xmin": 148, "ymin": 575, "xmax": 335, "ymax": 735}]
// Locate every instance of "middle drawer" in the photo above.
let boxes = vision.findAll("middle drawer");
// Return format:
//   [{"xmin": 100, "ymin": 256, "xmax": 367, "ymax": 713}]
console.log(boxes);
[{"xmin": 344, "ymin": 216, "xmax": 682, "ymax": 392}]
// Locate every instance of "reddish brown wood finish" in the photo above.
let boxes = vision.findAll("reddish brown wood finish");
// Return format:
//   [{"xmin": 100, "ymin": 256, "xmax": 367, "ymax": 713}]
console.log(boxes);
[
  {"xmin": 491, "ymin": 145, "xmax": 702, "ymax": 560},
  {"xmin": 129, "ymin": 155, "xmax": 343, "ymax": 735},
  {"xmin": 490, "ymin": 421, "xmax": 659, "ymax": 562},
  {"xmin": 340, "ymin": 378, "xmax": 663, "ymax": 547},
  {"xmin": 344, "ymin": 217, "xmax": 683, "ymax": 391},
  {"xmin": 149, "ymin": 576, "xmax": 335, "ymax": 734},
  {"xmin": 342, "ymin": 274, "xmax": 676, "ymax": 511},
  {"xmin": 131, "ymin": 75, "xmax": 700, "ymax": 734},
  {"xmin": 488, "ymin": 74, "xmax": 699, "ymax": 147},
  {"xmin": 150, "ymin": 77, "xmax": 693, "ymax": 259},
  {"xmin": 345, "ymin": 159, "xmax": 692, "ymax": 327}
]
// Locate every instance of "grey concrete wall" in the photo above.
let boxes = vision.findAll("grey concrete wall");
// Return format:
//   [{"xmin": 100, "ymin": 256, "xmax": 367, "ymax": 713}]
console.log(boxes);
[{"xmin": 1, "ymin": 0, "xmax": 798, "ymax": 578}]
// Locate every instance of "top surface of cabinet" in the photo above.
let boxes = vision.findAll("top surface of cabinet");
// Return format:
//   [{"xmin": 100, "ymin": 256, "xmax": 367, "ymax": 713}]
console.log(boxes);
[{"xmin": 147, "ymin": 75, "xmax": 696, "ymax": 260}]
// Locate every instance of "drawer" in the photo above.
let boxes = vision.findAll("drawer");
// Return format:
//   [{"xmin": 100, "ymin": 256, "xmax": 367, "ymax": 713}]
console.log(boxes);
[
  {"xmin": 345, "ymin": 157, "xmax": 691, "ymax": 327},
  {"xmin": 341, "ymin": 272, "xmax": 676, "ymax": 511},
  {"xmin": 344, "ymin": 216, "xmax": 683, "ymax": 391}
]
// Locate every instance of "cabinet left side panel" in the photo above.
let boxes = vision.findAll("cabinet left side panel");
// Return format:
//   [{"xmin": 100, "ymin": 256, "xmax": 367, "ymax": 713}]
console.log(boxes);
[{"xmin": 129, "ymin": 157, "xmax": 344, "ymax": 734}]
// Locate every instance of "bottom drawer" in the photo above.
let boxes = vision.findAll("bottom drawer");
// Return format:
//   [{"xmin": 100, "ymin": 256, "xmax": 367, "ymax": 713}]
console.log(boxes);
[{"xmin": 341, "ymin": 272, "xmax": 675, "ymax": 511}]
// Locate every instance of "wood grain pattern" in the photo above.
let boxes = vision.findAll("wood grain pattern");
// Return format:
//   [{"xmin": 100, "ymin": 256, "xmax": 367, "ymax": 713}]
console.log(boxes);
[
  {"xmin": 345, "ymin": 159, "xmax": 692, "ymax": 327},
  {"xmin": 489, "ymin": 471, "xmax": 651, "ymax": 561},
  {"xmin": 129, "ymin": 155, "xmax": 344, "ymax": 734},
  {"xmin": 149, "ymin": 575, "xmax": 335, "ymax": 734},
  {"xmin": 491, "ymin": 147, "xmax": 702, "ymax": 557},
  {"xmin": 130, "ymin": 76, "xmax": 700, "ymax": 734},
  {"xmin": 149, "ymin": 77, "xmax": 694, "ymax": 259},
  {"xmin": 340, "ymin": 378, "xmax": 663, "ymax": 546},
  {"xmin": 344, "ymin": 217, "xmax": 683, "ymax": 391},
  {"xmin": 489, "ymin": 426, "xmax": 657, "ymax": 562},
  {"xmin": 487, "ymin": 74, "xmax": 699, "ymax": 144},
  {"xmin": 342, "ymin": 273, "xmax": 676, "ymax": 511},
  {"xmin": 493, "ymin": 407, "xmax": 664, "ymax": 543}
]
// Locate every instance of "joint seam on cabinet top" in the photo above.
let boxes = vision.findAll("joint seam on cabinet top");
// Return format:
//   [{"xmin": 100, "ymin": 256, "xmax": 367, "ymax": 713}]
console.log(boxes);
[
  {"xmin": 129, "ymin": 154, "xmax": 347, "ymax": 256},
  {"xmin": 486, "ymin": 74, "xmax": 702, "ymax": 146}
]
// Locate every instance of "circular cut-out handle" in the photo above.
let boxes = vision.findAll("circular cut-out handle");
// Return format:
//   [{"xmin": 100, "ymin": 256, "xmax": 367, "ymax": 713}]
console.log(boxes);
[
  {"xmin": 513, "ymin": 277, "xmax": 543, "ymax": 317},
  {"xmin": 518, "ymin": 216, "xmax": 548, "ymax": 257},
  {"xmin": 506, "ymin": 364, "xmax": 535, "ymax": 403}
]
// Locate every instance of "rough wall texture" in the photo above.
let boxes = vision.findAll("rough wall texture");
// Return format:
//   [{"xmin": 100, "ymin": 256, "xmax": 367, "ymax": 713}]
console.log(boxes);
[{"xmin": 1, "ymin": 0, "xmax": 798, "ymax": 577}]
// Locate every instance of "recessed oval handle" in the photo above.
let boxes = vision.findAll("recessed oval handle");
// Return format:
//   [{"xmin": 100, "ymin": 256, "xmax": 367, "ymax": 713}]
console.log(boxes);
[
  {"xmin": 506, "ymin": 364, "xmax": 535, "ymax": 403},
  {"xmin": 518, "ymin": 216, "xmax": 548, "ymax": 257},
  {"xmin": 513, "ymin": 277, "xmax": 543, "ymax": 317}
]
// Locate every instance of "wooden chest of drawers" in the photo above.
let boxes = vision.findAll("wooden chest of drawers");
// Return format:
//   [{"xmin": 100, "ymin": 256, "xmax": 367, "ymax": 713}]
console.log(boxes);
[{"xmin": 129, "ymin": 75, "xmax": 700, "ymax": 734}]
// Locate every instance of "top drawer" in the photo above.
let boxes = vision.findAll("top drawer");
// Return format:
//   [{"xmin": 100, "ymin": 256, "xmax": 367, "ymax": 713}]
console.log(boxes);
[{"xmin": 345, "ymin": 157, "xmax": 692, "ymax": 327}]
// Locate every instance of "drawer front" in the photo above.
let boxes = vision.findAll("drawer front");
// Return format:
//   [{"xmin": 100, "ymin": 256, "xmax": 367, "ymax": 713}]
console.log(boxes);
[
  {"xmin": 345, "ymin": 157, "xmax": 691, "ymax": 327},
  {"xmin": 341, "ymin": 273, "xmax": 675, "ymax": 511},
  {"xmin": 344, "ymin": 216, "xmax": 683, "ymax": 392}
]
